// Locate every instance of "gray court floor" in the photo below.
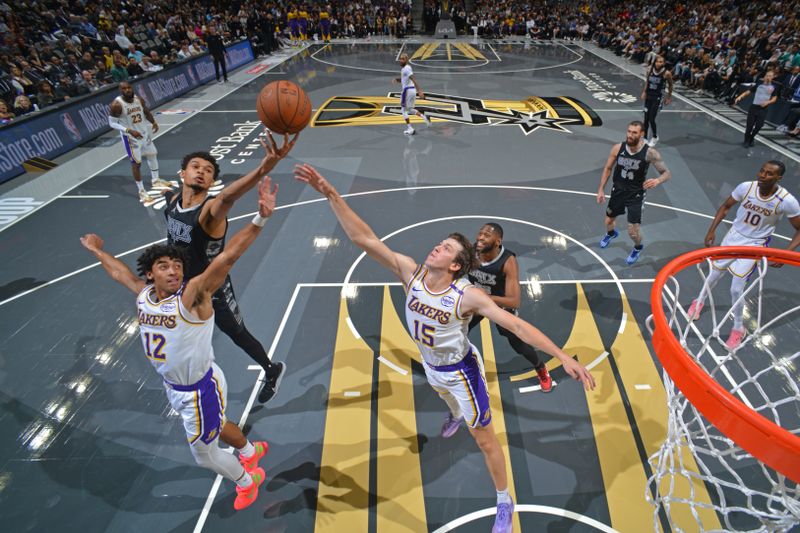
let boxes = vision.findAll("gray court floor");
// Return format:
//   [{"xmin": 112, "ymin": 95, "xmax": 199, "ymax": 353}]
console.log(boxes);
[{"xmin": 0, "ymin": 40, "xmax": 798, "ymax": 533}]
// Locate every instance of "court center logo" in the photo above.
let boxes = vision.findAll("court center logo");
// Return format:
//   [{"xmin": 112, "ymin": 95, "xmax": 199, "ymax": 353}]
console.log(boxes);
[
  {"xmin": 564, "ymin": 70, "xmax": 636, "ymax": 104},
  {"xmin": 311, "ymin": 92, "xmax": 602, "ymax": 135}
]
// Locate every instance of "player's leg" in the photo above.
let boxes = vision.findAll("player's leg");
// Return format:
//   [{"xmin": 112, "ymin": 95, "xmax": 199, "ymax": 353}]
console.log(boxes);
[
  {"xmin": 220, "ymin": 54, "xmax": 228, "ymax": 81},
  {"xmin": 401, "ymin": 87, "xmax": 415, "ymax": 135},
  {"xmin": 726, "ymin": 272, "xmax": 748, "ymax": 348},
  {"xmin": 142, "ymin": 142, "xmax": 170, "ymax": 190},
  {"xmin": 688, "ymin": 266, "xmax": 726, "ymax": 319},
  {"xmin": 497, "ymin": 324, "xmax": 551, "ymax": 392},
  {"xmin": 212, "ymin": 278, "xmax": 286, "ymax": 403},
  {"xmin": 624, "ymin": 199, "xmax": 644, "ymax": 265},
  {"xmin": 647, "ymin": 99, "xmax": 660, "ymax": 145}
]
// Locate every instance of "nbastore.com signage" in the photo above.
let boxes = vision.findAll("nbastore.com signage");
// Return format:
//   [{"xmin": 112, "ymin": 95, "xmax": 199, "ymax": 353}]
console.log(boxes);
[{"xmin": 0, "ymin": 40, "xmax": 254, "ymax": 184}]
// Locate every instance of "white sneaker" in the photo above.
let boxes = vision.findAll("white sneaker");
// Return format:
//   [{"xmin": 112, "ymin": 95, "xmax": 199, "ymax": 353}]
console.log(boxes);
[
  {"xmin": 648, "ymin": 137, "xmax": 659, "ymax": 147},
  {"xmin": 404, "ymin": 128, "xmax": 415, "ymax": 136},
  {"xmin": 151, "ymin": 178, "xmax": 175, "ymax": 189},
  {"xmin": 777, "ymin": 125, "xmax": 788, "ymax": 133},
  {"xmin": 138, "ymin": 189, "xmax": 151, "ymax": 203}
]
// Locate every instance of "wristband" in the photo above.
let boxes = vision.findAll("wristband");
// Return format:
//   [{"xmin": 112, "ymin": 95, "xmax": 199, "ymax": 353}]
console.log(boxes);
[{"xmin": 251, "ymin": 214, "xmax": 268, "ymax": 227}]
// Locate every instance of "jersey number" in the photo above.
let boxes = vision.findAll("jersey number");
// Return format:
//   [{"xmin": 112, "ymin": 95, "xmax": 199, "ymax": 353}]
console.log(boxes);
[
  {"xmin": 144, "ymin": 333, "xmax": 167, "ymax": 361},
  {"xmin": 131, "ymin": 113, "xmax": 142, "ymax": 124},
  {"xmin": 413, "ymin": 320, "xmax": 435, "ymax": 347},
  {"xmin": 744, "ymin": 211, "xmax": 762, "ymax": 226}
]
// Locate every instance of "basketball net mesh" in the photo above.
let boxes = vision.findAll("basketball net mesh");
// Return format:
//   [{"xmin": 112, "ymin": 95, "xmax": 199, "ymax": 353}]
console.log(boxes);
[{"xmin": 647, "ymin": 256, "xmax": 800, "ymax": 532}]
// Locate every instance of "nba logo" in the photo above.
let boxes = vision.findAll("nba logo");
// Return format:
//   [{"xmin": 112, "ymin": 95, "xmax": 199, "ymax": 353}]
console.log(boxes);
[{"xmin": 60, "ymin": 113, "xmax": 82, "ymax": 142}]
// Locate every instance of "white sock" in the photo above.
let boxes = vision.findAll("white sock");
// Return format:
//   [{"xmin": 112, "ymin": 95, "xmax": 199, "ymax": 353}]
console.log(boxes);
[
  {"xmin": 150, "ymin": 170, "xmax": 160, "ymax": 182},
  {"xmin": 235, "ymin": 469, "xmax": 253, "ymax": 488},
  {"xmin": 239, "ymin": 441, "xmax": 255, "ymax": 458},
  {"xmin": 136, "ymin": 181, "xmax": 145, "ymax": 192},
  {"xmin": 496, "ymin": 488, "xmax": 512, "ymax": 504}
]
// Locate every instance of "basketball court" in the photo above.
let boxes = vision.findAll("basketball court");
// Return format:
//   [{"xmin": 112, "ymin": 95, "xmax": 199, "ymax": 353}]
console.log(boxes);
[{"xmin": 0, "ymin": 39, "xmax": 798, "ymax": 532}]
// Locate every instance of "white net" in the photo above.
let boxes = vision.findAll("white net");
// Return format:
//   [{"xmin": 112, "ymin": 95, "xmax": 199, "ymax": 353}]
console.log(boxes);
[{"xmin": 646, "ymin": 254, "xmax": 800, "ymax": 533}]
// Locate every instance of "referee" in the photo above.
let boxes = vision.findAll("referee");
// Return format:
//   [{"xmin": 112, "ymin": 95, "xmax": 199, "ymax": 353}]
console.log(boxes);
[{"xmin": 736, "ymin": 70, "xmax": 777, "ymax": 147}]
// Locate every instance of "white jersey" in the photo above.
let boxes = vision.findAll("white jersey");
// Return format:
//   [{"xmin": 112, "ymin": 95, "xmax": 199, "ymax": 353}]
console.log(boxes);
[
  {"xmin": 136, "ymin": 284, "xmax": 215, "ymax": 386},
  {"xmin": 404, "ymin": 266, "xmax": 472, "ymax": 367},
  {"xmin": 400, "ymin": 64, "xmax": 414, "ymax": 90},
  {"xmin": 730, "ymin": 181, "xmax": 800, "ymax": 240},
  {"xmin": 114, "ymin": 95, "xmax": 152, "ymax": 142}
]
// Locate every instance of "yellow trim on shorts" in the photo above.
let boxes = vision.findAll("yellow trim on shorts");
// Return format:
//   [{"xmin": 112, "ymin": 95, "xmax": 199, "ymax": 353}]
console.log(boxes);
[
  {"xmin": 212, "ymin": 375, "xmax": 225, "ymax": 413},
  {"xmin": 457, "ymin": 370, "xmax": 479, "ymax": 427},
  {"xmin": 188, "ymin": 391, "xmax": 202, "ymax": 444}
]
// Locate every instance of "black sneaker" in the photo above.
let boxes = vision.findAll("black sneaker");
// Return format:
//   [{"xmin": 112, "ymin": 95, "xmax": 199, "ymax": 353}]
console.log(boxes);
[{"xmin": 258, "ymin": 362, "xmax": 286, "ymax": 403}]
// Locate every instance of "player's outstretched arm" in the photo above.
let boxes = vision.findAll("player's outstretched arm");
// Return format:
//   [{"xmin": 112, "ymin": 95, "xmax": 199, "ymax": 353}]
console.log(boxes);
[
  {"xmin": 492, "ymin": 255, "xmax": 521, "ymax": 309},
  {"xmin": 705, "ymin": 196, "xmax": 738, "ymax": 246},
  {"xmin": 80, "ymin": 234, "xmax": 146, "ymax": 294},
  {"xmin": 207, "ymin": 130, "xmax": 298, "ymax": 222},
  {"xmin": 184, "ymin": 177, "xmax": 277, "ymax": 306},
  {"xmin": 643, "ymin": 147, "xmax": 671, "ymax": 189},
  {"xmin": 462, "ymin": 287, "xmax": 596, "ymax": 391},
  {"xmin": 294, "ymin": 163, "xmax": 418, "ymax": 283}
]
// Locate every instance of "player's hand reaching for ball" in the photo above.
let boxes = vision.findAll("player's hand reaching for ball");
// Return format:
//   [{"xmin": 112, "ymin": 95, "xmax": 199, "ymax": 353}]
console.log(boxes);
[
  {"xmin": 259, "ymin": 129, "xmax": 299, "ymax": 172},
  {"xmin": 258, "ymin": 176, "xmax": 278, "ymax": 218},
  {"xmin": 80, "ymin": 233, "xmax": 104, "ymax": 253},
  {"xmin": 294, "ymin": 164, "xmax": 337, "ymax": 198},
  {"xmin": 563, "ymin": 357, "xmax": 596, "ymax": 391}
]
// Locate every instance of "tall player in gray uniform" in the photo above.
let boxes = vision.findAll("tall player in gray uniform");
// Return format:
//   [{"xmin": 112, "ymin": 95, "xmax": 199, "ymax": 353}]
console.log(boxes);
[
  {"xmin": 640, "ymin": 55, "xmax": 673, "ymax": 147},
  {"xmin": 295, "ymin": 163, "xmax": 595, "ymax": 533},
  {"xmin": 468, "ymin": 222, "xmax": 553, "ymax": 393},
  {"xmin": 164, "ymin": 131, "xmax": 297, "ymax": 404},
  {"xmin": 395, "ymin": 53, "xmax": 431, "ymax": 136},
  {"xmin": 597, "ymin": 120, "xmax": 672, "ymax": 265},
  {"xmin": 107, "ymin": 81, "xmax": 174, "ymax": 203},
  {"xmin": 80, "ymin": 177, "xmax": 278, "ymax": 511}
]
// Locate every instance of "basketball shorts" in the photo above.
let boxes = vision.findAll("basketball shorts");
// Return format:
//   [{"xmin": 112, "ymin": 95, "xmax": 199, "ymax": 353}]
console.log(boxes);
[
  {"xmin": 422, "ymin": 346, "xmax": 492, "ymax": 428},
  {"xmin": 400, "ymin": 86, "xmax": 417, "ymax": 118},
  {"xmin": 289, "ymin": 20, "xmax": 300, "ymax": 37},
  {"xmin": 606, "ymin": 187, "xmax": 645, "ymax": 224},
  {"xmin": 164, "ymin": 362, "xmax": 227, "ymax": 445},
  {"xmin": 712, "ymin": 229, "xmax": 771, "ymax": 279},
  {"xmin": 123, "ymin": 134, "xmax": 157, "ymax": 164}
]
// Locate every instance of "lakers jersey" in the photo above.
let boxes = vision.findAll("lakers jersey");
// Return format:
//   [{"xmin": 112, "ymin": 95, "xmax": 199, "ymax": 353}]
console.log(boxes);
[
  {"xmin": 730, "ymin": 181, "xmax": 800, "ymax": 239},
  {"xmin": 404, "ymin": 266, "xmax": 472, "ymax": 367},
  {"xmin": 400, "ymin": 65, "xmax": 414, "ymax": 90},
  {"xmin": 114, "ymin": 95, "xmax": 152, "ymax": 142},
  {"xmin": 136, "ymin": 284, "xmax": 215, "ymax": 386}
]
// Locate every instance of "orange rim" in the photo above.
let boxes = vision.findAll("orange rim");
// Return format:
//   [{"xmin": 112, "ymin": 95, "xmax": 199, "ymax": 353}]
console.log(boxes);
[{"xmin": 651, "ymin": 246, "xmax": 800, "ymax": 483}]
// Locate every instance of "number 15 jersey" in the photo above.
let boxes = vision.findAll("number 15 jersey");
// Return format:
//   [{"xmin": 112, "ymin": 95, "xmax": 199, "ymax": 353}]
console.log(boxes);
[
  {"xmin": 137, "ymin": 284, "xmax": 215, "ymax": 386},
  {"xmin": 404, "ymin": 266, "xmax": 473, "ymax": 368},
  {"xmin": 730, "ymin": 181, "xmax": 800, "ymax": 240}
]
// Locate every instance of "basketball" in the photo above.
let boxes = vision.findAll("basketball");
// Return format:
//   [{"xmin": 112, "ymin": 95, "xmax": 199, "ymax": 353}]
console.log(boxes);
[{"xmin": 256, "ymin": 80, "xmax": 312, "ymax": 135}]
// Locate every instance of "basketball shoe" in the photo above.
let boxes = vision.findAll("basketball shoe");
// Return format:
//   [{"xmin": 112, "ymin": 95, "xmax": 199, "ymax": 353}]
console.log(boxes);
[
  {"xmin": 441, "ymin": 413, "xmax": 462, "ymax": 438},
  {"xmin": 536, "ymin": 365, "xmax": 552, "ymax": 393},
  {"xmin": 726, "ymin": 328, "xmax": 745, "ymax": 349},
  {"xmin": 626, "ymin": 245, "xmax": 643, "ymax": 265},
  {"xmin": 151, "ymin": 178, "xmax": 175, "ymax": 189},
  {"xmin": 599, "ymin": 229, "xmax": 618, "ymax": 248},
  {"xmin": 404, "ymin": 126, "xmax": 415, "ymax": 136},
  {"xmin": 234, "ymin": 467, "xmax": 265, "ymax": 510},
  {"xmin": 687, "ymin": 299, "xmax": 704, "ymax": 321},
  {"xmin": 492, "ymin": 501, "xmax": 514, "ymax": 533},
  {"xmin": 240, "ymin": 441, "xmax": 269, "ymax": 472},
  {"xmin": 258, "ymin": 362, "xmax": 286, "ymax": 403}
]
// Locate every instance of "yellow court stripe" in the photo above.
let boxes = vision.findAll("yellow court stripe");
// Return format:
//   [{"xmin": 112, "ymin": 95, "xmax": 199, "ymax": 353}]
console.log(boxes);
[
  {"xmin": 525, "ymin": 96, "xmax": 559, "ymax": 118},
  {"xmin": 479, "ymin": 320, "xmax": 522, "ymax": 533},
  {"xmin": 465, "ymin": 43, "xmax": 487, "ymax": 60},
  {"xmin": 558, "ymin": 96, "xmax": 593, "ymax": 126},
  {"xmin": 421, "ymin": 43, "xmax": 439, "ymax": 60},
  {"xmin": 377, "ymin": 287, "xmax": 427, "ymax": 531},
  {"xmin": 565, "ymin": 284, "xmax": 653, "ymax": 531},
  {"xmin": 612, "ymin": 294, "xmax": 721, "ymax": 530},
  {"xmin": 314, "ymin": 298, "xmax": 374, "ymax": 532},
  {"xmin": 410, "ymin": 43, "xmax": 428, "ymax": 60},
  {"xmin": 447, "ymin": 43, "xmax": 452, "ymax": 61}
]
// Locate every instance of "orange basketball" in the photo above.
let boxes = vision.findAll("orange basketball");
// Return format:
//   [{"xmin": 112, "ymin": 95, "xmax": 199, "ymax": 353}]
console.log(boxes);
[{"xmin": 256, "ymin": 80, "xmax": 312, "ymax": 134}]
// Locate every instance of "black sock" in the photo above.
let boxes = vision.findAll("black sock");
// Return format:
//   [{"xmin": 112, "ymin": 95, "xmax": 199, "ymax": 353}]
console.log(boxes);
[
  {"xmin": 634, "ymin": 244, "xmax": 643, "ymax": 250},
  {"xmin": 607, "ymin": 230, "xmax": 616, "ymax": 236}
]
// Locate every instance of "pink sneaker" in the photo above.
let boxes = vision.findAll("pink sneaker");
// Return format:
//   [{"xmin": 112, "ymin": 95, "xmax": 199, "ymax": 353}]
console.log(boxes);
[
  {"xmin": 726, "ymin": 328, "xmax": 745, "ymax": 349},
  {"xmin": 687, "ymin": 299, "xmax": 704, "ymax": 321}
]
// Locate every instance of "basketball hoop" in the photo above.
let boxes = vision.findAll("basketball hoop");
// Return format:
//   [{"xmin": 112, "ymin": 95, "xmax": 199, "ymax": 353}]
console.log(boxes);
[{"xmin": 647, "ymin": 246, "xmax": 800, "ymax": 532}]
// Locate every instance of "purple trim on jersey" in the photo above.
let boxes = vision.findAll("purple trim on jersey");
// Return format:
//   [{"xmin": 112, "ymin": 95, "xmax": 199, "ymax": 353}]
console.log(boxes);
[
  {"xmin": 401, "ymin": 86, "xmax": 410, "ymax": 109},
  {"xmin": 167, "ymin": 367, "xmax": 223, "ymax": 444},
  {"xmin": 459, "ymin": 352, "xmax": 491, "ymax": 427},
  {"xmin": 122, "ymin": 136, "xmax": 137, "ymax": 163},
  {"xmin": 428, "ymin": 348, "xmax": 474, "ymax": 372}
]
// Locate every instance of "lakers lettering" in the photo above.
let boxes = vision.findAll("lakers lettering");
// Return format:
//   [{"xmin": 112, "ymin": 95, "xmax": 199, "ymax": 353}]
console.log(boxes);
[
  {"xmin": 742, "ymin": 200, "xmax": 773, "ymax": 216},
  {"xmin": 407, "ymin": 295, "xmax": 451, "ymax": 325},
  {"xmin": 138, "ymin": 310, "xmax": 177, "ymax": 328}
]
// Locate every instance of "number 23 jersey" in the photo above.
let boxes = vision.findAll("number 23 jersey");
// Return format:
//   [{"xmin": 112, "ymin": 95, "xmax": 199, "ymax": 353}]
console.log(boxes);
[
  {"xmin": 404, "ymin": 266, "xmax": 473, "ymax": 367},
  {"xmin": 137, "ymin": 284, "xmax": 215, "ymax": 386},
  {"xmin": 730, "ymin": 181, "xmax": 800, "ymax": 240}
]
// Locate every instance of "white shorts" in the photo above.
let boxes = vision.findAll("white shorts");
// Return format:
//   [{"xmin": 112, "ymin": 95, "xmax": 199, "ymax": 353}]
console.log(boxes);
[
  {"xmin": 123, "ymin": 134, "xmax": 157, "ymax": 164},
  {"xmin": 422, "ymin": 345, "xmax": 492, "ymax": 428},
  {"xmin": 164, "ymin": 362, "xmax": 228, "ymax": 445},
  {"xmin": 400, "ymin": 86, "xmax": 417, "ymax": 118},
  {"xmin": 712, "ymin": 229, "xmax": 770, "ymax": 278}
]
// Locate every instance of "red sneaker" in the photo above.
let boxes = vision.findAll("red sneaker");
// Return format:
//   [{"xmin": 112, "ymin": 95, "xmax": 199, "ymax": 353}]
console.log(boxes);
[
  {"xmin": 726, "ymin": 328, "xmax": 745, "ymax": 350},
  {"xmin": 240, "ymin": 441, "xmax": 269, "ymax": 472},
  {"xmin": 234, "ymin": 467, "xmax": 265, "ymax": 511},
  {"xmin": 687, "ymin": 299, "xmax": 704, "ymax": 321},
  {"xmin": 536, "ymin": 366, "xmax": 553, "ymax": 393}
]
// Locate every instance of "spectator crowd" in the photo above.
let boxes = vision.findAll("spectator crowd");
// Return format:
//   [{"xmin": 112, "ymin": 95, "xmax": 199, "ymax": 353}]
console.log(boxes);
[{"xmin": 2, "ymin": 0, "xmax": 798, "ymax": 136}]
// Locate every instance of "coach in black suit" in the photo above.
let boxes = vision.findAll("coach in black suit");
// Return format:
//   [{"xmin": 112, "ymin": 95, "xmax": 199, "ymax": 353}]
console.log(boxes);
[{"xmin": 207, "ymin": 25, "xmax": 228, "ymax": 82}]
